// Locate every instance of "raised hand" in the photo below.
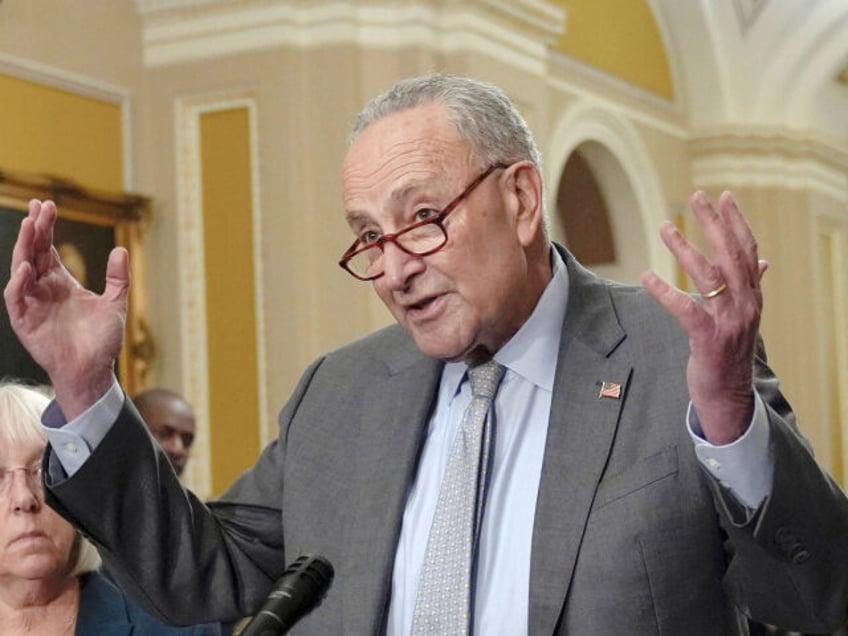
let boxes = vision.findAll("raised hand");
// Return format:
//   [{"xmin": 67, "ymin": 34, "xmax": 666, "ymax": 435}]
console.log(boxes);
[
  {"xmin": 641, "ymin": 191, "xmax": 767, "ymax": 445},
  {"xmin": 3, "ymin": 199, "xmax": 130, "ymax": 419}
]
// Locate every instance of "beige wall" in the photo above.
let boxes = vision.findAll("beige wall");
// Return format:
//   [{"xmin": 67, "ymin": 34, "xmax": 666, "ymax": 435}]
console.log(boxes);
[{"xmin": 0, "ymin": 1, "xmax": 142, "ymax": 85}]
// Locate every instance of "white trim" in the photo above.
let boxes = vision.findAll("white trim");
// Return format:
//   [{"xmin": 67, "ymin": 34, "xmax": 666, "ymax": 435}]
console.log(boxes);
[
  {"xmin": 140, "ymin": 1, "xmax": 562, "ymax": 76},
  {"xmin": 0, "ymin": 52, "xmax": 128, "ymax": 103},
  {"xmin": 0, "ymin": 52, "xmax": 135, "ymax": 191},
  {"xmin": 134, "ymin": 0, "xmax": 230, "ymax": 15},
  {"xmin": 690, "ymin": 130, "xmax": 848, "ymax": 202},
  {"xmin": 121, "ymin": 100, "xmax": 135, "ymax": 191},
  {"xmin": 644, "ymin": 0, "xmax": 687, "ymax": 115},
  {"xmin": 175, "ymin": 96, "xmax": 212, "ymax": 498},
  {"xmin": 548, "ymin": 53, "xmax": 688, "ymax": 141},
  {"xmin": 813, "ymin": 219, "xmax": 848, "ymax": 479},
  {"xmin": 245, "ymin": 100, "xmax": 270, "ymax": 448},
  {"xmin": 692, "ymin": 154, "xmax": 848, "ymax": 203},
  {"xmin": 752, "ymin": 2, "xmax": 848, "ymax": 125}
]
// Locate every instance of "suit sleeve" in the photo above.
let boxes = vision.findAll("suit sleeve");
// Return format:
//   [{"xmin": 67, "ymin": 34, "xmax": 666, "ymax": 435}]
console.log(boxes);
[
  {"xmin": 710, "ymin": 349, "xmax": 848, "ymax": 632},
  {"xmin": 43, "ymin": 357, "xmax": 327, "ymax": 626}
]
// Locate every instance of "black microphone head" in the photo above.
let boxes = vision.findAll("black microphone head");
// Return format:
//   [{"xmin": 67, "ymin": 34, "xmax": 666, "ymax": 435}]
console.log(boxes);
[
  {"xmin": 239, "ymin": 554, "xmax": 334, "ymax": 636},
  {"xmin": 273, "ymin": 554, "xmax": 334, "ymax": 604}
]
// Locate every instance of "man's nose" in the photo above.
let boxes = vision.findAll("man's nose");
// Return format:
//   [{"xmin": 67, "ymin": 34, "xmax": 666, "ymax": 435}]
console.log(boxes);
[
  {"xmin": 380, "ymin": 241, "xmax": 425, "ymax": 289},
  {"xmin": 164, "ymin": 435, "xmax": 187, "ymax": 456}
]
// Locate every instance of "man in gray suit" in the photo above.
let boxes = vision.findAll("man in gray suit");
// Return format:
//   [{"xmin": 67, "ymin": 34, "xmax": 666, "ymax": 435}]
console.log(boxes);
[{"xmin": 6, "ymin": 74, "xmax": 848, "ymax": 635}]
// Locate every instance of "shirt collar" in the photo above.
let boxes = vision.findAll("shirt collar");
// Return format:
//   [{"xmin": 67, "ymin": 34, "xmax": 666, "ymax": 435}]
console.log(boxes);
[{"xmin": 442, "ymin": 247, "xmax": 569, "ymax": 396}]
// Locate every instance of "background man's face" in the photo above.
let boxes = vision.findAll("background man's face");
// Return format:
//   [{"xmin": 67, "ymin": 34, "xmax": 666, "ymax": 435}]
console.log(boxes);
[{"xmin": 140, "ymin": 397, "xmax": 196, "ymax": 476}]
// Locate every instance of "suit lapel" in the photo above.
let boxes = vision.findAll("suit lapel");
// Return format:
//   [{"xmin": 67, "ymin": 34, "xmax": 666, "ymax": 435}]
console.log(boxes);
[
  {"xmin": 529, "ymin": 250, "xmax": 632, "ymax": 634},
  {"xmin": 342, "ymin": 342, "xmax": 442, "ymax": 635},
  {"xmin": 336, "ymin": 249, "xmax": 633, "ymax": 633}
]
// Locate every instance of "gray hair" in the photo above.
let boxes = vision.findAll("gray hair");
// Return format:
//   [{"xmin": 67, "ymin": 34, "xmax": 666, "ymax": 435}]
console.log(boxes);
[
  {"xmin": 0, "ymin": 381, "xmax": 102, "ymax": 575},
  {"xmin": 351, "ymin": 74, "xmax": 543, "ymax": 173}
]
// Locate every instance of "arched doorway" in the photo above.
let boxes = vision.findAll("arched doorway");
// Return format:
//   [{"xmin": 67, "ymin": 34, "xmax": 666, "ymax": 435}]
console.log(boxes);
[{"xmin": 554, "ymin": 141, "xmax": 650, "ymax": 285}]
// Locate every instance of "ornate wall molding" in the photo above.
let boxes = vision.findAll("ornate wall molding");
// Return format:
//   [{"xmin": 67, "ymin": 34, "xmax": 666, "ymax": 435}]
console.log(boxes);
[
  {"xmin": 174, "ymin": 88, "xmax": 267, "ymax": 497},
  {"xmin": 691, "ymin": 130, "xmax": 848, "ymax": 202},
  {"xmin": 134, "ymin": 0, "xmax": 564, "ymax": 76},
  {"xmin": 548, "ymin": 53, "xmax": 686, "ymax": 139}
]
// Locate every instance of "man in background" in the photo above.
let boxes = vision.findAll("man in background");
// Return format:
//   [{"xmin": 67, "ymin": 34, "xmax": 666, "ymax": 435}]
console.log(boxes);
[{"xmin": 133, "ymin": 388, "xmax": 196, "ymax": 477}]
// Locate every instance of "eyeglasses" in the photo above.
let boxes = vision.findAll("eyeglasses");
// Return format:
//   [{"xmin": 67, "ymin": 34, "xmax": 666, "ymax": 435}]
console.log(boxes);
[
  {"xmin": 339, "ymin": 163, "xmax": 509, "ymax": 281},
  {"xmin": 0, "ymin": 463, "xmax": 43, "ymax": 497}
]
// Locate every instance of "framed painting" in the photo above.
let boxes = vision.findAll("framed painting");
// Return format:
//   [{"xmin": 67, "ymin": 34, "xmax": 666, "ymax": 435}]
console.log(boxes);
[{"xmin": 0, "ymin": 169, "xmax": 153, "ymax": 396}]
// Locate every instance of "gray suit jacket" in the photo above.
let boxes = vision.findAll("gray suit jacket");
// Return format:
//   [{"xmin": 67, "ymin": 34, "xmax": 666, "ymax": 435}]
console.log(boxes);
[{"xmin": 46, "ymin": 248, "xmax": 848, "ymax": 635}]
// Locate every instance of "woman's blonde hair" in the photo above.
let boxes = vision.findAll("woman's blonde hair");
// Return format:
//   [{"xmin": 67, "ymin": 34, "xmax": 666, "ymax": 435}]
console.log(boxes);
[{"xmin": 0, "ymin": 380, "xmax": 102, "ymax": 575}]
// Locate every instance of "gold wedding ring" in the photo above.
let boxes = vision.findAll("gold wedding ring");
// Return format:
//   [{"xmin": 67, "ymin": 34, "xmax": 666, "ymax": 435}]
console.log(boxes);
[{"xmin": 703, "ymin": 282, "xmax": 728, "ymax": 299}]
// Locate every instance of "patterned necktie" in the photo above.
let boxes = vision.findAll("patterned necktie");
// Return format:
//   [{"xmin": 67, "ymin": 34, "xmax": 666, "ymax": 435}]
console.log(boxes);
[{"xmin": 411, "ymin": 359, "xmax": 506, "ymax": 636}]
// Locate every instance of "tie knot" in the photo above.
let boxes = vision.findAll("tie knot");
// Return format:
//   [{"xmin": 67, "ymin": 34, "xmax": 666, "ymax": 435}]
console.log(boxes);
[{"xmin": 467, "ymin": 360, "xmax": 506, "ymax": 400}]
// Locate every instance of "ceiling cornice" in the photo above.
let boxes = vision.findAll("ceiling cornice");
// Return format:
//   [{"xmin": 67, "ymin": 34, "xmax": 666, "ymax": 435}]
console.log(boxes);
[
  {"xmin": 133, "ymin": 0, "xmax": 564, "ymax": 76},
  {"xmin": 691, "ymin": 129, "xmax": 848, "ymax": 200}
]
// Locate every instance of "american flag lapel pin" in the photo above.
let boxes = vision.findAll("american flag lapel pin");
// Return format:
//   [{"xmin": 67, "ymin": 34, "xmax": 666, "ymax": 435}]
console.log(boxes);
[{"xmin": 599, "ymin": 381, "xmax": 622, "ymax": 399}]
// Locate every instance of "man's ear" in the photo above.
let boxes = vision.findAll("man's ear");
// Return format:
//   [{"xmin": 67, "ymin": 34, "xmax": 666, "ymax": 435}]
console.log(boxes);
[{"xmin": 503, "ymin": 162, "xmax": 544, "ymax": 247}]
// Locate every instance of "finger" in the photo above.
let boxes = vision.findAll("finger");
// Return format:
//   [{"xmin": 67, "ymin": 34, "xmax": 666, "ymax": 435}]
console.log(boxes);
[
  {"xmin": 8, "ymin": 200, "xmax": 49, "ymax": 280},
  {"xmin": 3, "ymin": 260, "xmax": 34, "ymax": 326},
  {"xmin": 104, "ymin": 247, "xmax": 131, "ymax": 304},
  {"xmin": 9, "ymin": 214, "xmax": 36, "ymax": 277},
  {"xmin": 641, "ymin": 270, "xmax": 712, "ymax": 335},
  {"xmin": 27, "ymin": 198, "xmax": 42, "ymax": 219},
  {"xmin": 717, "ymin": 191, "xmax": 759, "ymax": 280},
  {"xmin": 690, "ymin": 191, "xmax": 749, "ymax": 292},
  {"xmin": 32, "ymin": 200, "xmax": 58, "ymax": 276},
  {"xmin": 657, "ymin": 220, "xmax": 724, "ymax": 297},
  {"xmin": 758, "ymin": 259, "xmax": 768, "ymax": 280}
]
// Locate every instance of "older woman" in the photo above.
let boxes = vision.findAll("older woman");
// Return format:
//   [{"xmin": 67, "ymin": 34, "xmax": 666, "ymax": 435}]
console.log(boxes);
[{"xmin": 0, "ymin": 381, "xmax": 224, "ymax": 635}]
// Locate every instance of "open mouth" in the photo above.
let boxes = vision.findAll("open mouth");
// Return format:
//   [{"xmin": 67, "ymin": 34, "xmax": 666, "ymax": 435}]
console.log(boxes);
[{"xmin": 410, "ymin": 296, "xmax": 438, "ymax": 311}]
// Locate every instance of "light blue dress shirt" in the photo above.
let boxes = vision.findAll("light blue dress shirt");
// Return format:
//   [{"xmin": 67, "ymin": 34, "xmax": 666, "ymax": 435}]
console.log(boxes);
[{"xmin": 387, "ymin": 250, "xmax": 570, "ymax": 636}]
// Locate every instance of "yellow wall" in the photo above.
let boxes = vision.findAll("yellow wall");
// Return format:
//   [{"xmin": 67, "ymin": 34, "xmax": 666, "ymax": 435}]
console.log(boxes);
[
  {"xmin": 0, "ymin": 74, "xmax": 123, "ymax": 192},
  {"xmin": 200, "ymin": 107, "xmax": 261, "ymax": 494},
  {"xmin": 550, "ymin": 0, "xmax": 674, "ymax": 100}
]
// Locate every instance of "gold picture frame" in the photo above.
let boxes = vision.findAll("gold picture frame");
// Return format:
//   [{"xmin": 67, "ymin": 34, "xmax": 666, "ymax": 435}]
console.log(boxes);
[{"xmin": 0, "ymin": 169, "xmax": 153, "ymax": 396}]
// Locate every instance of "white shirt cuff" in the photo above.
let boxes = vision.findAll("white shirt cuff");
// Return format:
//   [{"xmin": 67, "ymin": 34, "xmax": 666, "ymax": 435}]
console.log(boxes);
[
  {"xmin": 42, "ymin": 377, "xmax": 125, "ymax": 478},
  {"xmin": 688, "ymin": 393, "xmax": 773, "ymax": 509}
]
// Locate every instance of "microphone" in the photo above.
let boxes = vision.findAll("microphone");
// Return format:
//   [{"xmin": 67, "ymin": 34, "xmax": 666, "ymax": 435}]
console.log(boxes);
[{"xmin": 239, "ymin": 554, "xmax": 334, "ymax": 636}]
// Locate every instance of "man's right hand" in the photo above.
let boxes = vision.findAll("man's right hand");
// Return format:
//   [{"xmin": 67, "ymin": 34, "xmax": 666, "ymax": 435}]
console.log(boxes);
[{"xmin": 4, "ymin": 199, "xmax": 130, "ymax": 420}]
